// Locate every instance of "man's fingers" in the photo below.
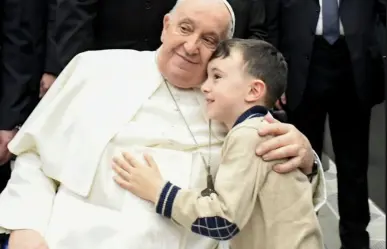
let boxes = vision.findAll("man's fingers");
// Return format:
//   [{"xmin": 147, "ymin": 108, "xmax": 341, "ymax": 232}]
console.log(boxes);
[
  {"xmin": 280, "ymin": 94, "xmax": 286, "ymax": 104},
  {"xmin": 274, "ymin": 101, "xmax": 283, "ymax": 110},
  {"xmin": 39, "ymin": 80, "xmax": 45, "ymax": 98},
  {"xmin": 261, "ymin": 144, "xmax": 299, "ymax": 161},
  {"xmin": 272, "ymin": 156, "xmax": 302, "ymax": 173},
  {"xmin": 40, "ymin": 88, "xmax": 48, "ymax": 98},
  {"xmin": 0, "ymin": 151, "xmax": 12, "ymax": 165},
  {"xmin": 9, "ymin": 229, "xmax": 49, "ymax": 249},
  {"xmin": 256, "ymin": 134, "xmax": 290, "ymax": 156},
  {"xmin": 0, "ymin": 133, "xmax": 14, "ymax": 165},
  {"xmin": 0, "ymin": 158, "xmax": 11, "ymax": 166},
  {"xmin": 263, "ymin": 113, "xmax": 280, "ymax": 124},
  {"xmin": 258, "ymin": 123, "xmax": 290, "ymax": 137}
]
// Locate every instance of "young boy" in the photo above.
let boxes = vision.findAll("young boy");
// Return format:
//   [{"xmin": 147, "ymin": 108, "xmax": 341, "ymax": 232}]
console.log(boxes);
[{"xmin": 112, "ymin": 39, "xmax": 324, "ymax": 249}]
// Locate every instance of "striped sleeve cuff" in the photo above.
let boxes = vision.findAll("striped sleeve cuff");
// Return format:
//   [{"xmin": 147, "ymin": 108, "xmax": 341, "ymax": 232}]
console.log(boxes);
[
  {"xmin": 191, "ymin": 217, "xmax": 240, "ymax": 240},
  {"xmin": 155, "ymin": 181, "xmax": 181, "ymax": 218}
]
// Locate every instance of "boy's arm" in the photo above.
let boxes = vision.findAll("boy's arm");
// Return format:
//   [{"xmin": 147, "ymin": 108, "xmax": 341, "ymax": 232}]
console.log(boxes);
[{"xmin": 155, "ymin": 127, "xmax": 268, "ymax": 240}]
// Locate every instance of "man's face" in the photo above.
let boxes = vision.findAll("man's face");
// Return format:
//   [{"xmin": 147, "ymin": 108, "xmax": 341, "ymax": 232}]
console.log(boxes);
[
  {"xmin": 158, "ymin": 0, "xmax": 231, "ymax": 89},
  {"xmin": 201, "ymin": 50, "xmax": 250, "ymax": 123}
]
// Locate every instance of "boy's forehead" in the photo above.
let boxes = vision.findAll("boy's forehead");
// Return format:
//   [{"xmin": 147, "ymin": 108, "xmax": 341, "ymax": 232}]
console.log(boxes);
[{"xmin": 208, "ymin": 50, "xmax": 244, "ymax": 70}]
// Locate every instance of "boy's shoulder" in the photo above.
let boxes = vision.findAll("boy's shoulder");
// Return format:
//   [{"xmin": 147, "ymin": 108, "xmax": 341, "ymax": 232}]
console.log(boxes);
[
  {"xmin": 227, "ymin": 117, "xmax": 272, "ymax": 139},
  {"xmin": 223, "ymin": 117, "xmax": 273, "ymax": 148},
  {"xmin": 234, "ymin": 116, "xmax": 268, "ymax": 129}
]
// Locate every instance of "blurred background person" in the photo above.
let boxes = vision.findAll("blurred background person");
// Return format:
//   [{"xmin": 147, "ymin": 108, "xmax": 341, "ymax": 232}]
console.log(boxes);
[
  {"xmin": 231, "ymin": 0, "xmax": 267, "ymax": 40},
  {"xmin": 39, "ymin": 0, "xmax": 60, "ymax": 98},
  {"xmin": 52, "ymin": 0, "xmax": 178, "ymax": 84},
  {"xmin": 265, "ymin": 0, "xmax": 386, "ymax": 248},
  {"xmin": 0, "ymin": 0, "xmax": 57, "ymax": 192},
  {"xmin": 378, "ymin": 1, "xmax": 387, "ymax": 88}
]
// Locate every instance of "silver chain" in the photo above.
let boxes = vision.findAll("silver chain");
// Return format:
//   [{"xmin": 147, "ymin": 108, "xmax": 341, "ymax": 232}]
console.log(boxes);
[{"xmin": 164, "ymin": 80, "xmax": 212, "ymax": 175}]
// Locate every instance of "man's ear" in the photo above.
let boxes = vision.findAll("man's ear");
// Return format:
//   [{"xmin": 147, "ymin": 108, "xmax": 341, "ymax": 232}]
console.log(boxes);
[
  {"xmin": 245, "ymin": 79, "xmax": 266, "ymax": 103},
  {"xmin": 161, "ymin": 14, "xmax": 171, "ymax": 43}
]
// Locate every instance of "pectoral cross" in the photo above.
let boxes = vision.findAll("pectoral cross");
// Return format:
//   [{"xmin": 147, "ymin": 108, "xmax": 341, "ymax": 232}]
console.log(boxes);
[{"xmin": 201, "ymin": 174, "xmax": 217, "ymax": 197}]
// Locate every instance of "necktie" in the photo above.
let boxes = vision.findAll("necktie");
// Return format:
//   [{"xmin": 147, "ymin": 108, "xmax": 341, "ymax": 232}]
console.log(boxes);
[{"xmin": 322, "ymin": 0, "xmax": 340, "ymax": 44}]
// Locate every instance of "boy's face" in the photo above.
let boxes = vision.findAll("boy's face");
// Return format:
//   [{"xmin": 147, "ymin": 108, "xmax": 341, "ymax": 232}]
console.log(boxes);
[{"xmin": 201, "ymin": 50, "xmax": 251, "ymax": 122}]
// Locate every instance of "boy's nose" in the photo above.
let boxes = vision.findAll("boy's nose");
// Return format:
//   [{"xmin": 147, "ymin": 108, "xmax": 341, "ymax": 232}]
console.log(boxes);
[{"xmin": 201, "ymin": 80, "xmax": 210, "ymax": 93}]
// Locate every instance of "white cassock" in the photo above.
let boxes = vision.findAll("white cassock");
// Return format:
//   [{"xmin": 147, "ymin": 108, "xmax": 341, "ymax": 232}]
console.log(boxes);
[{"xmin": 0, "ymin": 50, "xmax": 326, "ymax": 249}]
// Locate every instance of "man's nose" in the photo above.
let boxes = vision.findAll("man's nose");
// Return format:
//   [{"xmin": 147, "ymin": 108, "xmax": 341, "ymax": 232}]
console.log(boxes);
[{"xmin": 183, "ymin": 35, "xmax": 200, "ymax": 55}]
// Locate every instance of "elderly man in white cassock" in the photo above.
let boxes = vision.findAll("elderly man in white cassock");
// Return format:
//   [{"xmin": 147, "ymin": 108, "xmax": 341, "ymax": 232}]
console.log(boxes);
[{"xmin": 0, "ymin": 0, "xmax": 326, "ymax": 248}]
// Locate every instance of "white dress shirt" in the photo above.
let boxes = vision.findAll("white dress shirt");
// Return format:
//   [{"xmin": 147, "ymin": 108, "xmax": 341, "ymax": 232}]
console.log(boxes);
[{"xmin": 315, "ymin": 0, "xmax": 344, "ymax": 35}]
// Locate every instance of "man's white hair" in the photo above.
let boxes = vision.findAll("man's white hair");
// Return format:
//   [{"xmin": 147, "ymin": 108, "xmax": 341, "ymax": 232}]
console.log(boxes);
[{"xmin": 169, "ymin": 0, "xmax": 235, "ymax": 39}]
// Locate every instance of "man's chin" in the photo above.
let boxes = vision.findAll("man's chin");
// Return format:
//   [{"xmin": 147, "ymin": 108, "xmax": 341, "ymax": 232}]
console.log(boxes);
[{"xmin": 167, "ymin": 71, "xmax": 203, "ymax": 89}]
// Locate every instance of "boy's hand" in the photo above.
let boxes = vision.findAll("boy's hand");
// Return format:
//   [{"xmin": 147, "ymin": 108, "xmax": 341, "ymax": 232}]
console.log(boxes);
[{"xmin": 112, "ymin": 152, "xmax": 164, "ymax": 204}]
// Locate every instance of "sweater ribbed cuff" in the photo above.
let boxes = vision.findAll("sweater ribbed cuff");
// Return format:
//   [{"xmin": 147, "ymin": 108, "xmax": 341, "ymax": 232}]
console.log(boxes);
[{"xmin": 155, "ymin": 181, "xmax": 181, "ymax": 218}]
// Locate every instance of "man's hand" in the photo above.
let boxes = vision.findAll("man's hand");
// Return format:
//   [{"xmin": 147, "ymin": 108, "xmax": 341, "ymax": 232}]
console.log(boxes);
[
  {"xmin": 8, "ymin": 229, "xmax": 49, "ymax": 249},
  {"xmin": 39, "ymin": 73, "xmax": 56, "ymax": 98},
  {"xmin": 274, "ymin": 94, "xmax": 286, "ymax": 110},
  {"xmin": 112, "ymin": 152, "xmax": 165, "ymax": 204},
  {"xmin": 256, "ymin": 114, "xmax": 314, "ymax": 175},
  {"xmin": 0, "ymin": 130, "xmax": 17, "ymax": 165}
]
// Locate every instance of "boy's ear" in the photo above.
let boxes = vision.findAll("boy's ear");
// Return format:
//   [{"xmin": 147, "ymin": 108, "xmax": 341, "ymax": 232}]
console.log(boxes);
[{"xmin": 245, "ymin": 79, "xmax": 266, "ymax": 103}]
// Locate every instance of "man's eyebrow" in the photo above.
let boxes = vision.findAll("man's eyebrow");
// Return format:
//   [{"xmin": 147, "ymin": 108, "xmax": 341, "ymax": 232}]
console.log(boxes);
[
  {"xmin": 178, "ymin": 17, "xmax": 194, "ymax": 25},
  {"xmin": 206, "ymin": 32, "xmax": 220, "ymax": 40},
  {"xmin": 179, "ymin": 17, "xmax": 220, "ymax": 39}
]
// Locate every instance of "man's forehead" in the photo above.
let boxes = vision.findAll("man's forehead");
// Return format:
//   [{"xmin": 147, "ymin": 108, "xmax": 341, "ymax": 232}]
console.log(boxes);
[
  {"xmin": 175, "ymin": 0, "xmax": 231, "ymax": 34},
  {"xmin": 178, "ymin": 16, "xmax": 224, "ymax": 37}
]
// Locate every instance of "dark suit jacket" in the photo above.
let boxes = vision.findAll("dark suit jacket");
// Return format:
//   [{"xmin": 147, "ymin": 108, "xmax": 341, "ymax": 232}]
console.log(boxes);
[
  {"xmin": 378, "ymin": 2, "xmax": 387, "ymax": 91},
  {"xmin": 54, "ymin": 0, "xmax": 177, "ymax": 74},
  {"xmin": 266, "ymin": 0, "xmax": 386, "ymax": 110},
  {"xmin": 230, "ymin": 0, "xmax": 267, "ymax": 39},
  {"xmin": 0, "ymin": 0, "xmax": 56, "ymax": 130}
]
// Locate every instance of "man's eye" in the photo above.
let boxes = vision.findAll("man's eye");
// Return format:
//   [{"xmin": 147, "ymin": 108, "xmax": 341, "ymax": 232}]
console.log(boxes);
[
  {"xmin": 203, "ymin": 37, "xmax": 217, "ymax": 48},
  {"xmin": 179, "ymin": 25, "xmax": 191, "ymax": 34}
]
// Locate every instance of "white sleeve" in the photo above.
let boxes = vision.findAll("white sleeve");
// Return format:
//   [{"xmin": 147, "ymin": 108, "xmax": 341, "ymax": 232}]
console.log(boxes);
[
  {"xmin": 311, "ymin": 151, "xmax": 327, "ymax": 212},
  {"xmin": 0, "ymin": 152, "xmax": 57, "ymax": 236}
]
